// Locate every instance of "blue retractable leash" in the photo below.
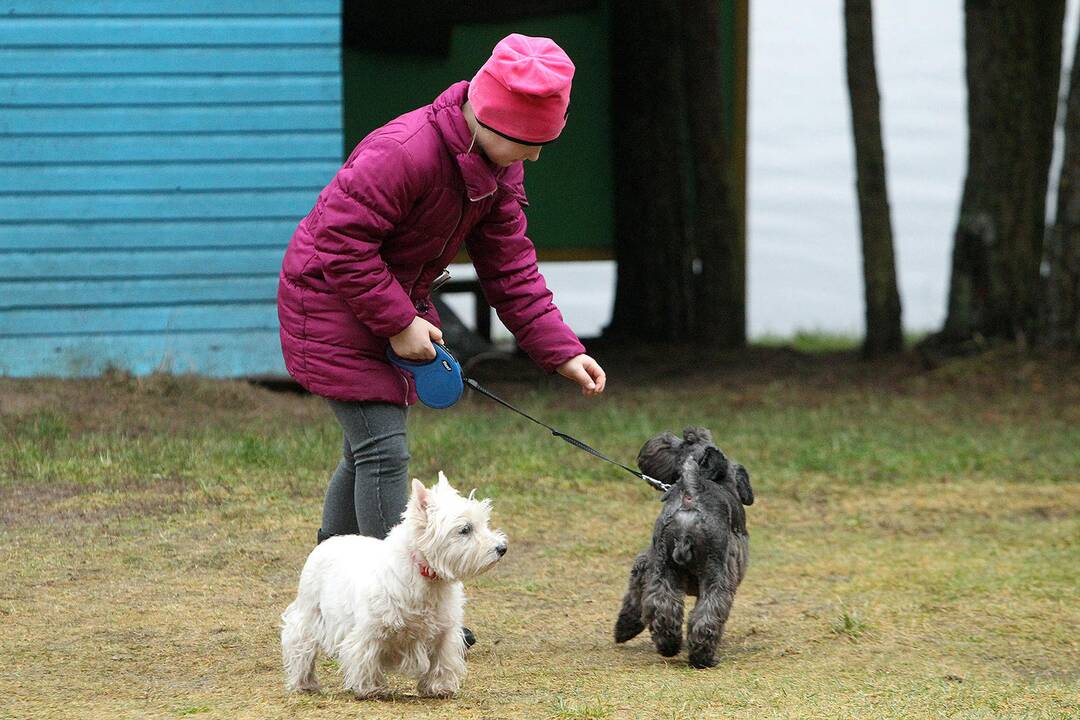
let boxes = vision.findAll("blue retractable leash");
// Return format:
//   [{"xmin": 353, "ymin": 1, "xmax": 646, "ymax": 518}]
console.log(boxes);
[
  {"xmin": 386, "ymin": 344, "xmax": 670, "ymax": 493},
  {"xmin": 385, "ymin": 343, "xmax": 465, "ymax": 409}
]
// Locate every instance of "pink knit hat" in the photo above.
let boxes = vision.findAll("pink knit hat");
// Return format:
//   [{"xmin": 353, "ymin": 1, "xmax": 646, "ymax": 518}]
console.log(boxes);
[{"xmin": 468, "ymin": 33, "xmax": 574, "ymax": 146}]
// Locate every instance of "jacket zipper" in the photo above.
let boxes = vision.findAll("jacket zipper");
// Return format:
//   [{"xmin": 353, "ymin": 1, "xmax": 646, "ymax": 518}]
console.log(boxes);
[
  {"xmin": 399, "ymin": 203, "xmax": 467, "ymax": 406},
  {"xmin": 408, "ymin": 204, "xmax": 465, "ymax": 300},
  {"xmin": 468, "ymin": 189, "xmax": 496, "ymax": 202}
]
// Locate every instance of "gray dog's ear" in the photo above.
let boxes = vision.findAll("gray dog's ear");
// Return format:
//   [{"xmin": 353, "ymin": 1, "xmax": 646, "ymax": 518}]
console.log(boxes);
[
  {"xmin": 734, "ymin": 464, "xmax": 754, "ymax": 505},
  {"xmin": 698, "ymin": 445, "xmax": 730, "ymax": 479},
  {"xmin": 637, "ymin": 432, "xmax": 684, "ymax": 484}
]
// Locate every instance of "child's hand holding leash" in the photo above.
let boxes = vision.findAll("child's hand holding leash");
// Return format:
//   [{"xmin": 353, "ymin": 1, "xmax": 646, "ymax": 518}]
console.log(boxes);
[
  {"xmin": 390, "ymin": 316, "xmax": 443, "ymax": 361},
  {"xmin": 557, "ymin": 354, "xmax": 606, "ymax": 396}
]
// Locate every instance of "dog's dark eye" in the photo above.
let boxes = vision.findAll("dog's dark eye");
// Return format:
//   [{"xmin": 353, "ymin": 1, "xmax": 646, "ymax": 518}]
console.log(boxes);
[{"xmin": 459, "ymin": 524, "xmax": 472, "ymax": 536}]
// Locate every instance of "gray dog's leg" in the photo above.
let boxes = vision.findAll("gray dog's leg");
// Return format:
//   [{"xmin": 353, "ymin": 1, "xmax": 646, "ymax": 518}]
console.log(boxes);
[
  {"xmin": 644, "ymin": 561, "xmax": 685, "ymax": 657},
  {"xmin": 614, "ymin": 552, "xmax": 649, "ymax": 643},
  {"xmin": 686, "ymin": 572, "xmax": 735, "ymax": 668}
]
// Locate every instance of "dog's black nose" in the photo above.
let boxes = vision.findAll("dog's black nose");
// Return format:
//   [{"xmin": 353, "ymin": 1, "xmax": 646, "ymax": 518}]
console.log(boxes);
[{"xmin": 495, "ymin": 544, "xmax": 507, "ymax": 557}]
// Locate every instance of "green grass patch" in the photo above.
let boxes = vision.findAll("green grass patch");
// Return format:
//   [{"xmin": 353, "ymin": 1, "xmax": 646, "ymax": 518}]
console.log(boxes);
[
  {"xmin": 752, "ymin": 330, "xmax": 929, "ymax": 354},
  {"xmin": 753, "ymin": 330, "xmax": 862, "ymax": 353},
  {"xmin": 830, "ymin": 605, "xmax": 869, "ymax": 642}
]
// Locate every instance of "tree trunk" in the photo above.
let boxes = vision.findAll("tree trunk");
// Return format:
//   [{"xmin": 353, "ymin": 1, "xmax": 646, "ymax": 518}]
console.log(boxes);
[
  {"xmin": 681, "ymin": 0, "xmax": 745, "ymax": 348},
  {"xmin": 608, "ymin": 0, "xmax": 693, "ymax": 340},
  {"xmin": 941, "ymin": 0, "xmax": 1065, "ymax": 346},
  {"xmin": 608, "ymin": 0, "xmax": 744, "ymax": 345},
  {"xmin": 843, "ymin": 0, "xmax": 903, "ymax": 357},
  {"xmin": 1046, "ymin": 13, "xmax": 1080, "ymax": 350}
]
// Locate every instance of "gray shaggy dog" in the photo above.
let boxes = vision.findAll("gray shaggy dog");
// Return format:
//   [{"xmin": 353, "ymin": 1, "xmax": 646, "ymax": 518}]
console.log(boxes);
[{"xmin": 614, "ymin": 427, "xmax": 754, "ymax": 668}]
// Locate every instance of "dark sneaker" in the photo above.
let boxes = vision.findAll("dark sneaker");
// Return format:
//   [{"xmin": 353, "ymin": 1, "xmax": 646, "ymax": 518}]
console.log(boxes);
[{"xmin": 462, "ymin": 627, "xmax": 477, "ymax": 649}]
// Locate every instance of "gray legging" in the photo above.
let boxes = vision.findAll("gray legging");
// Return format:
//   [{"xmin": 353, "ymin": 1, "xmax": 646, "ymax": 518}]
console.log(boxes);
[{"xmin": 321, "ymin": 400, "xmax": 410, "ymax": 540}]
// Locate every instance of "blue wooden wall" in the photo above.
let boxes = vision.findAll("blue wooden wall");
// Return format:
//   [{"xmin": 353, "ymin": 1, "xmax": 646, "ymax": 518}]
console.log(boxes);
[{"xmin": 0, "ymin": 0, "xmax": 342, "ymax": 377}]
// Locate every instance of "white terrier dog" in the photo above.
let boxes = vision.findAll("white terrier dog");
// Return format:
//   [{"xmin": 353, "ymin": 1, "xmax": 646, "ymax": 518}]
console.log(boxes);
[{"xmin": 281, "ymin": 472, "xmax": 507, "ymax": 699}]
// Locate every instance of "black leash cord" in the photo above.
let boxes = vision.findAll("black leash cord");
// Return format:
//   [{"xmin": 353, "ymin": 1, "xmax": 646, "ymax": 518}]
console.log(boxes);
[{"xmin": 462, "ymin": 377, "xmax": 671, "ymax": 493}]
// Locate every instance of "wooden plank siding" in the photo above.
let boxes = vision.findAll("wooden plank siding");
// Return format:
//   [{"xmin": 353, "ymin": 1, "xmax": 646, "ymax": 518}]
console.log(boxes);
[{"xmin": 0, "ymin": 0, "xmax": 342, "ymax": 377}]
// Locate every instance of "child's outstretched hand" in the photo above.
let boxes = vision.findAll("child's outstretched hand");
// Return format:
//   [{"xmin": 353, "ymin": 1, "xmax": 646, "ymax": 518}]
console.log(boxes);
[
  {"xmin": 390, "ymin": 316, "xmax": 443, "ymax": 361},
  {"xmin": 557, "ymin": 354, "xmax": 606, "ymax": 397}
]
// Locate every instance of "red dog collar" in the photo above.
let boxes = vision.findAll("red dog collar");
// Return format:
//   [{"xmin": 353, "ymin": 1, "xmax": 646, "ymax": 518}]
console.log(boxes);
[{"xmin": 412, "ymin": 552, "xmax": 439, "ymax": 580}]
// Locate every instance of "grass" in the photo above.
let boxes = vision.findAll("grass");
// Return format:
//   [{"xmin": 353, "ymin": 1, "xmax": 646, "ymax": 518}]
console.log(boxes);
[
  {"xmin": 753, "ymin": 331, "xmax": 864, "ymax": 353},
  {"xmin": 830, "ymin": 606, "xmax": 869, "ymax": 642},
  {"xmin": 1, "ymin": 347, "xmax": 1078, "ymax": 719},
  {"xmin": 751, "ymin": 331, "xmax": 931, "ymax": 354}
]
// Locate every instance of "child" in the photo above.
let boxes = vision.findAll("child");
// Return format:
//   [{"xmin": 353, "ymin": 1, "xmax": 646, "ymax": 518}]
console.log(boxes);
[{"xmin": 277, "ymin": 34, "xmax": 605, "ymax": 563}]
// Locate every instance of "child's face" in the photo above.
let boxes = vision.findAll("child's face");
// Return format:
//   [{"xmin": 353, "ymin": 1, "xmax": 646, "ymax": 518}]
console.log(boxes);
[{"xmin": 475, "ymin": 127, "xmax": 542, "ymax": 167}]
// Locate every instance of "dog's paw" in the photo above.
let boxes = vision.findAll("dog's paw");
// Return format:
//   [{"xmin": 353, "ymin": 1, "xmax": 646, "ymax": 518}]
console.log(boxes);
[
  {"xmin": 614, "ymin": 614, "xmax": 645, "ymax": 643},
  {"xmin": 652, "ymin": 635, "xmax": 682, "ymax": 657},
  {"xmin": 351, "ymin": 686, "xmax": 389, "ymax": 700},
  {"xmin": 688, "ymin": 650, "xmax": 718, "ymax": 669},
  {"xmin": 419, "ymin": 688, "xmax": 456, "ymax": 699},
  {"xmin": 418, "ymin": 681, "xmax": 459, "ymax": 699},
  {"xmin": 283, "ymin": 672, "xmax": 322, "ymax": 694}
]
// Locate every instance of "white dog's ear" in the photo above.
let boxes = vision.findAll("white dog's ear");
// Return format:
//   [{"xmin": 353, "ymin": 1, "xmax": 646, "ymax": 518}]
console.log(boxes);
[
  {"xmin": 411, "ymin": 478, "xmax": 430, "ymax": 511},
  {"xmin": 468, "ymin": 488, "xmax": 477, "ymax": 501},
  {"xmin": 437, "ymin": 470, "xmax": 455, "ymax": 491}
]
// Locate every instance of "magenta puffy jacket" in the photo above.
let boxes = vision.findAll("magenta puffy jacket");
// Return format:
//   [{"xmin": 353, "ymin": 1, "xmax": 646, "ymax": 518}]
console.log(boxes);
[{"xmin": 277, "ymin": 82, "xmax": 586, "ymax": 404}]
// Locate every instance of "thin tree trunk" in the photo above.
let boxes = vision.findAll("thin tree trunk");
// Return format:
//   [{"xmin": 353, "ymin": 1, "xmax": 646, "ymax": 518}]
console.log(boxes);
[
  {"xmin": 1046, "ymin": 13, "xmax": 1080, "ymax": 350},
  {"xmin": 608, "ymin": 0, "xmax": 693, "ymax": 340},
  {"xmin": 681, "ymin": 0, "xmax": 745, "ymax": 348},
  {"xmin": 941, "ymin": 0, "xmax": 1065, "ymax": 346},
  {"xmin": 843, "ymin": 0, "xmax": 903, "ymax": 356}
]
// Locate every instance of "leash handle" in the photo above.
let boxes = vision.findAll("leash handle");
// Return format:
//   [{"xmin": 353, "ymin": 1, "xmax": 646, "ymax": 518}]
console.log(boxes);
[{"xmin": 463, "ymin": 377, "xmax": 670, "ymax": 492}]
